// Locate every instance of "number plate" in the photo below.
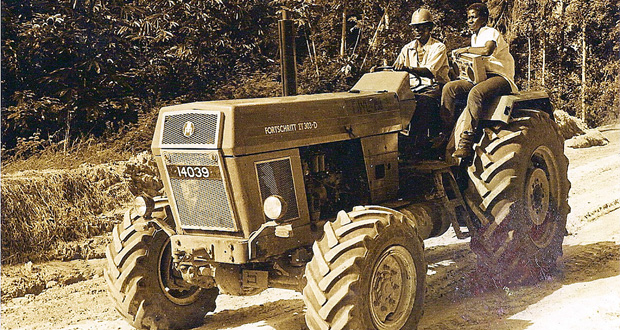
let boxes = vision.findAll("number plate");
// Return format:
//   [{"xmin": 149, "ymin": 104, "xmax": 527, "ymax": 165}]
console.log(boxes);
[{"xmin": 168, "ymin": 165, "xmax": 221, "ymax": 180}]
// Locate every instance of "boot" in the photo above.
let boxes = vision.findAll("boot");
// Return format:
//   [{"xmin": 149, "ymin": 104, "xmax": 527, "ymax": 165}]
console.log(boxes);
[
  {"xmin": 430, "ymin": 131, "xmax": 448, "ymax": 149},
  {"xmin": 452, "ymin": 131, "xmax": 475, "ymax": 158}
]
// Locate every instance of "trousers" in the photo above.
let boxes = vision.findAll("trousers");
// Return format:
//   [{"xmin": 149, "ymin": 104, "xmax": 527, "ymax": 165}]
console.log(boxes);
[
  {"xmin": 440, "ymin": 76, "xmax": 512, "ymax": 160},
  {"xmin": 440, "ymin": 75, "xmax": 512, "ymax": 133}
]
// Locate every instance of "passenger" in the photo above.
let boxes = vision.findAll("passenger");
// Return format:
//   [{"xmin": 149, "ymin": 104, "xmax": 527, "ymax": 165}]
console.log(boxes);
[
  {"xmin": 393, "ymin": 8, "xmax": 450, "ymax": 147},
  {"xmin": 442, "ymin": 2, "xmax": 518, "ymax": 159}
]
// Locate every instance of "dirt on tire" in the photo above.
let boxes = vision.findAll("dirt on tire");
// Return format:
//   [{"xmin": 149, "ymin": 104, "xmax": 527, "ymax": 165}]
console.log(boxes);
[
  {"xmin": 303, "ymin": 206, "xmax": 425, "ymax": 330},
  {"xmin": 105, "ymin": 210, "xmax": 218, "ymax": 330},
  {"xmin": 465, "ymin": 110, "xmax": 570, "ymax": 286}
]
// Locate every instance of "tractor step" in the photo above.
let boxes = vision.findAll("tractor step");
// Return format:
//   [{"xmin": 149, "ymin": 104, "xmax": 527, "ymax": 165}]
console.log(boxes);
[{"xmin": 430, "ymin": 167, "xmax": 473, "ymax": 239}]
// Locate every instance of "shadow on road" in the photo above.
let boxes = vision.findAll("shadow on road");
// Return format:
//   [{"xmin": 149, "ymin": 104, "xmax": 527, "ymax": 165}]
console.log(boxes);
[
  {"xmin": 420, "ymin": 240, "xmax": 620, "ymax": 329},
  {"xmin": 193, "ymin": 240, "xmax": 618, "ymax": 330},
  {"xmin": 198, "ymin": 297, "xmax": 306, "ymax": 330}
]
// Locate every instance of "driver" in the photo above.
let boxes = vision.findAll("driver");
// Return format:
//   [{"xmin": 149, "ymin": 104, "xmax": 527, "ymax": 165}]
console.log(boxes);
[
  {"xmin": 393, "ymin": 8, "xmax": 451, "ymax": 146},
  {"xmin": 394, "ymin": 8, "xmax": 450, "ymax": 92}
]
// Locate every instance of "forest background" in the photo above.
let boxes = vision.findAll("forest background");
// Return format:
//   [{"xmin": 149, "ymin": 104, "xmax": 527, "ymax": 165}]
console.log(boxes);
[
  {"xmin": 0, "ymin": 0, "xmax": 618, "ymax": 266},
  {"xmin": 2, "ymin": 0, "xmax": 619, "ymax": 161}
]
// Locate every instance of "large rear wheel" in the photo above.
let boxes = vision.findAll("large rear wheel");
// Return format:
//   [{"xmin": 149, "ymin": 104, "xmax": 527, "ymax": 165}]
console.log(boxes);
[
  {"xmin": 303, "ymin": 206, "xmax": 426, "ymax": 330},
  {"xmin": 105, "ymin": 210, "xmax": 218, "ymax": 330},
  {"xmin": 465, "ymin": 110, "xmax": 570, "ymax": 285}
]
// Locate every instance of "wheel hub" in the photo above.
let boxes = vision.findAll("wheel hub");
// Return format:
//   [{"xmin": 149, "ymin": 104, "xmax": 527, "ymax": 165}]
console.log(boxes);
[
  {"xmin": 159, "ymin": 239, "xmax": 202, "ymax": 305},
  {"xmin": 526, "ymin": 167, "xmax": 550, "ymax": 226},
  {"xmin": 370, "ymin": 246, "xmax": 416, "ymax": 330},
  {"xmin": 372, "ymin": 257, "xmax": 402, "ymax": 321}
]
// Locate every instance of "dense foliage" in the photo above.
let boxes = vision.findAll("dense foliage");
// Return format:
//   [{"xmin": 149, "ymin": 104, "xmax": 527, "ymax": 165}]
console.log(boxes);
[
  {"xmin": 1, "ymin": 0, "xmax": 280, "ymax": 158},
  {"xmin": 499, "ymin": 0, "xmax": 620, "ymax": 126},
  {"xmin": 2, "ymin": 0, "xmax": 618, "ymax": 160}
]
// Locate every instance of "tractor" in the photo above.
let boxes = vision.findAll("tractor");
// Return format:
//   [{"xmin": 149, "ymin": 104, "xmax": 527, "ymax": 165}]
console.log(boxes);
[
  {"xmin": 104, "ymin": 60, "xmax": 569, "ymax": 329},
  {"xmin": 105, "ymin": 9, "xmax": 570, "ymax": 326}
]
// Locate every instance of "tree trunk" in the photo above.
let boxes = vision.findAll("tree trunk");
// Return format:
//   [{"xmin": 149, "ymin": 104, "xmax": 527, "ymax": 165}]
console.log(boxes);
[
  {"xmin": 528, "ymin": 35, "xmax": 531, "ymax": 90},
  {"xmin": 305, "ymin": 34, "xmax": 319, "ymax": 77},
  {"xmin": 542, "ymin": 37, "xmax": 546, "ymax": 87},
  {"xmin": 558, "ymin": 0, "xmax": 567, "ymax": 94},
  {"xmin": 541, "ymin": 0, "xmax": 547, "ymax": 87},
  {"xmin": 63, "ymin": 108, "xmax": 72, "ymax": 154},
  {"xmin": 304, "ymin": 22, "xmax": 320, "ymax": 78},
  {"xmin": 581, "ymin": 24, "xmax": 587, "ymax": 123},
  {"xmin": 361, "ymin": 10, "xmax": 387, "ymax": 70},
  {"xmin": 340, "ymin": 5, "xmax": 347, "ymax": 57}
]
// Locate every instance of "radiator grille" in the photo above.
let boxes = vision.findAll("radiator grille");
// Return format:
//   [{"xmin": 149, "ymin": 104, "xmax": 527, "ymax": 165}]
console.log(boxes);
[
  {"xmin": 162, "ymin": 112, "xmax": 219, "ymax": 146},
  {"xmin": 165, "ymin": 152, "xmax": 236, "ymax": 231},
  {"xmin": 256, "ymin": 158, "xmax": 299, "ymax": 222},
  {"xmin": 166, "ymin": 152, "xmax": 219, "ymax": 166}
]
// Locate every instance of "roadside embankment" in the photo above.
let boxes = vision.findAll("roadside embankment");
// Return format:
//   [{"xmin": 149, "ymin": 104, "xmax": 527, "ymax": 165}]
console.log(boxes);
[{"xmin": 1, "ymin": 152, "xmax": 161, "ymax": 264}]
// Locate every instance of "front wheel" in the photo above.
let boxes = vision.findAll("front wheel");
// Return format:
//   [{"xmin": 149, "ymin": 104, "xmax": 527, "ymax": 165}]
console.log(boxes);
[
  {"xmin": 105, "ymin": 210, "xmax": 218, "ymax": 330},
  {"xmin": 303, "ymin": 206, "xmax": 426, "ymax": 330},
  {"xmin": 465, "ymin": 110, "xmax": 570, "ymax": 285}
]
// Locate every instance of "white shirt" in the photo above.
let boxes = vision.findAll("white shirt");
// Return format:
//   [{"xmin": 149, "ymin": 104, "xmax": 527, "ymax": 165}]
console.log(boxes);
[
  {"xmin": 472, "ymin": 26, "xmax": 518, "ymax": 92},
  {"xmin": 394, "ymin": 37, "xmax": 450, "ymax": 85}
]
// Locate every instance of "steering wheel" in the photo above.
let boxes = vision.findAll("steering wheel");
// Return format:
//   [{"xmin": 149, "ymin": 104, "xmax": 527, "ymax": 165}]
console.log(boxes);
[
  {"xmin": 373, "ymin": 65, "xmax": 395, "ymax": 72},
  {"xmin": 405, "ymin": 71, "xmax": 423, "ymax": 89}
]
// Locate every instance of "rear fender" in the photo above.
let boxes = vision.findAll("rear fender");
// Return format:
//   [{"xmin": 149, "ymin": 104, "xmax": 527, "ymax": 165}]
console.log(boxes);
[{"xmin": 482, "ymin": 91, "xmax": 553, "ymax": 123}]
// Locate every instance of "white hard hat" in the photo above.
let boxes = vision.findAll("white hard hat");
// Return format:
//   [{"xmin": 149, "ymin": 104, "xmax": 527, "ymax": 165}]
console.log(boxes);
[{"xmin": 410, "ymin": 8, "xmax": 433, "ymax": 25}]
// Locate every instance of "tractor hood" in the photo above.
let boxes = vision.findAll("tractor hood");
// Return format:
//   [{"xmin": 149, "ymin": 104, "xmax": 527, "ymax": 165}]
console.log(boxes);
[{"xmin": 152, "ymin": 72, "xmax": 416, "ymax": 156}]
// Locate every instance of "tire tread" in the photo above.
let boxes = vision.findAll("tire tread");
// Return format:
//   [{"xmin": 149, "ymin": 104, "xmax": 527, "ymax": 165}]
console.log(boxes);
[
  {"xmin": 304, "ymin": 206, "xmax": 425, "ymax": 330},
  {"xmin": 466, "ymin": 110, "xmax": 570, "ymax": 285}
]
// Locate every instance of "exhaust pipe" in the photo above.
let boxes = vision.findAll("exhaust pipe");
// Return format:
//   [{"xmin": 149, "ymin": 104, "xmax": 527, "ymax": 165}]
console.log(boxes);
[{"xmin": 278, "ymin": 9, "xmax": 297, "ymax": 96}]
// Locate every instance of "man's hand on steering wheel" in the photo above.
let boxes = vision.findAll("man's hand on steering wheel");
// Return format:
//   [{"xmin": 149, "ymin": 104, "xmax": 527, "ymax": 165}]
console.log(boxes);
[
  {"xmin": 406, "ymin": 70, "xmax": 423, "ymax": 89},
  {"xmin": 395, "ymin": 66, "xmax": 423, "ymax": 88}
]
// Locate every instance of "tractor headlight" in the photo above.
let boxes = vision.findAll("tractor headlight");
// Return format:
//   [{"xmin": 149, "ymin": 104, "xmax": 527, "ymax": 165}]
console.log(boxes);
[
  {"xmin": 263, "ymin": 195, "xmax": 287, "ymax": 222},
  {"xmin": 134, "ymin": 196, "xmax": 155, "ymax": 218}
]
